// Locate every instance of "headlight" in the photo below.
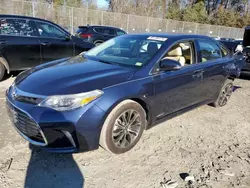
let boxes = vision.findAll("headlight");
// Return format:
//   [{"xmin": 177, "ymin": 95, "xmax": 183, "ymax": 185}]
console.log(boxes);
[{"xmin": 39, "ymin": 90, "xmax": 103, "ymax": 111}]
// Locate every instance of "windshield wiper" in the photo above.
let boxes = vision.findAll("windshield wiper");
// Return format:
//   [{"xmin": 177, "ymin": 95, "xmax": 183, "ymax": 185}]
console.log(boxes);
[{"xmin": 97, "ymin": 59, "xmax": 120, "ymax": 66}]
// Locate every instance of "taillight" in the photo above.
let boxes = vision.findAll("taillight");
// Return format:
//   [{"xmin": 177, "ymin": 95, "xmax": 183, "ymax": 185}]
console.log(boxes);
[{"xmin": 80, "ymin": 33, "xmax": 92, "ymax": 38}]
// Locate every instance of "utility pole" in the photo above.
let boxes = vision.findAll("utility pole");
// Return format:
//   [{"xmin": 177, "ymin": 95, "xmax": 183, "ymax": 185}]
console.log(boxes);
[
  {"xmin": 32, "ymin": 0, "xmax": 35, "ymax": 17},
  {"xmin": 45, "ymin": 0, "xmax": 53, "ymax": 7},
  {"xmin": 44, "ymin": 0, "xmax": 53, "ymax": 19}
]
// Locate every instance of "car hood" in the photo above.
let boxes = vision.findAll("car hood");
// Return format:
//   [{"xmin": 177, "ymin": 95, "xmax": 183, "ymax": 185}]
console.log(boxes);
[{"xmin": 15, "ymin": 56, "xmax": 136, "ymax": 96}]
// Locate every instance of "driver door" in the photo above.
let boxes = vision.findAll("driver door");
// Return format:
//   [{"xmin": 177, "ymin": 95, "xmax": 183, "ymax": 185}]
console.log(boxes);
[
  {"xmin": 35, "ymin": 21, "xmax": 74, "ymax": 64},
  {"xmin": 152, "ymin": 40, "xmax": 204, "ymax": 118}
]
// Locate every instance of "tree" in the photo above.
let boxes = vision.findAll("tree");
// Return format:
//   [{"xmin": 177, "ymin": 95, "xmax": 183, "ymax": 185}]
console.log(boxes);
[
  {"xmin": 166, "ymin": 2, "xmax": 182, "ymax": 20},
  {"xmin": 49, "ymin": 0, "xmax": 82, "ymax": 6},
  {"xmin": 27, "ymin": 0, "xmax": 83, "ymax": 6},
  {"xmin": 182, "ymin": 1, "xmax": 208, "ymax": 23},
  {"xmin": 26, "ymin": 0, "xmax": 250, "ymax": 28},
  {"xmin": 105, "ymin": 0, "xmax": 165, "ymax": 17},
  {"xmin": 161, "ymin": 0, "xmax": 166, "ymax": 19}
]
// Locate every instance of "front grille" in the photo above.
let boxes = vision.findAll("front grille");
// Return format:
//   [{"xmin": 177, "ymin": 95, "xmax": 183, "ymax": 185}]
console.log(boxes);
[{"xmin": 6, "ymin": 101, "xmax": 46, "ymax": 145}]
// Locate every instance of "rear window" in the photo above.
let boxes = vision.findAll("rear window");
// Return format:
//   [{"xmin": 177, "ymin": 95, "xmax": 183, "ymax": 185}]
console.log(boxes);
[
  {"xmin": 0, "ymin": 18, "xmax": 35, "ymax": 36},
  {"xmin": 116, "ymin": 29, "xmax": 126, "ymax": 36},
  {"xmin": 77, "ymin": 27, "xmax": 88, "ymax": 33}
]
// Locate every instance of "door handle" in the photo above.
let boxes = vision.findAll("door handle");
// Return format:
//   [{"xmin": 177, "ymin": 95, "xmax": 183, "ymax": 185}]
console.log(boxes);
[
  {"xmin": 192, "ymin": 70, "xmax": 204, "ymax": 78},
  {"xmin": 0, "ymin": 40, "xmax": 6, "ymax": 45},
  {"xmin": 41, "ymin": 42, "xmax": 50, "ymax": 46}
]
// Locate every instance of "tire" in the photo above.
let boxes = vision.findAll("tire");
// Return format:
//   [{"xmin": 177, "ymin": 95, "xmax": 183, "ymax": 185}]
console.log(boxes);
[
  {"xmin": 0, "ymin": 63, "xmax": 5, "ymax": 81},
  {"xmin": 94, "ymin": 41, "xmax": 103, "ymax": 46},
  {"xmin": 99, "ymin": 100, "xmax": 146, "ymax": 154},
  {"xmin": 240, "ymin": 71, "xmax": 250, "ymax": 78},
  {"xmin": 211, "ymin": 79, "xmax": 234, "ymax": 107}
]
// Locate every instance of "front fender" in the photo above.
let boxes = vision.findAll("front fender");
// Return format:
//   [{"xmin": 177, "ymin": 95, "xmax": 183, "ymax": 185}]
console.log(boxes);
[{"xmin": 95, "ymin": 76, "xmax": 154, "ymax": 128}]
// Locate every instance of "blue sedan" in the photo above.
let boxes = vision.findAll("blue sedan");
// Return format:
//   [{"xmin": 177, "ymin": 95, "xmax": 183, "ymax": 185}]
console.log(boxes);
[{"xmin": 6, "ymin": 34, "xmax": 241, "ymax": 154}]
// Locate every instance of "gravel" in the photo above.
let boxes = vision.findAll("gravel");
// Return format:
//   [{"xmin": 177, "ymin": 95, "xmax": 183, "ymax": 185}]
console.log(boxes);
[{"xmin": 0, "ymin": 76, "xmax": 250, "ymax": 188}]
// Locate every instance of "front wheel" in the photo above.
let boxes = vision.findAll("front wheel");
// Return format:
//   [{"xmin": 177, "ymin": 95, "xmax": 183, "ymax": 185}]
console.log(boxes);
[
  {"xmin": 211, "ymin": 80, "xmax": 234, "ymax": 107},
  {"xmin": 0, "ymin": 63, "xmax": 5, "ymax": 81},
  {"xmin": 99, "ymin": 100, "xmax": 146, "ymax": 154}
]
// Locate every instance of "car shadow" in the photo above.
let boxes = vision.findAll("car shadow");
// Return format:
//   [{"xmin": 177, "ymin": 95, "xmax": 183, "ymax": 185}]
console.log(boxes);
[
  {"xmin": 2, "ymin": 70, "xmax": 22, "ymax": 81},
  {"xmin": 24, "ymin": 144, "xmax": 84, "ymax": 188},
  {"xmin": 240, "ymin": 73, "xmax": 250, "ymax": 80},
  {"xmin": 233, "ymin": 86, "xmax": 242, "ymax": 92}
]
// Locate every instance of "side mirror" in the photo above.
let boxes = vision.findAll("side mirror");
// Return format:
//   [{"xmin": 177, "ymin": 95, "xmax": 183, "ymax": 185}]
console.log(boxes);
[
  {"xmin": 159, "ymin": 59, "xmax": 182, "ymax": 71},
  {"xmin": 64, "ymin": 35, "xmax": 71, "ymax": 41}
]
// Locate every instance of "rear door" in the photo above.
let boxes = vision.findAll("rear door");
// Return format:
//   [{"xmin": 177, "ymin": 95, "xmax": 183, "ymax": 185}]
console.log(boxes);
[
  {"xmin": 0, "ymin": 17, "xmax": 41, "ymax": 70},
  {"xmin": 35, "ymin": 21, "xmax": 74, "ymax": 64},
  {"xmin": 194, "ymin": 39, "xmax": 230, "ymax": 101}
]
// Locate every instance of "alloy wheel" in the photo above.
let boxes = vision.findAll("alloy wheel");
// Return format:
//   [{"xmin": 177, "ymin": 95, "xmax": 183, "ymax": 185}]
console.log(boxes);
[
  {"xmin": 112, "ymin": 109, "xmax": 142, "ymax": 148},
  {"xmin": 218, "ymin": 84, "xmax": 233, "ymax": 106}
]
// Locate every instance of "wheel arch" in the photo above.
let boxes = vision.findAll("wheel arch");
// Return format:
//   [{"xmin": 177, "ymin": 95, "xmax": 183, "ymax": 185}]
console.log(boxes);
[
  {"xmin": 98, "ymin": 96, "xmax": 152, "ymax": 131},
  {"xmin": 227, "ymin": 76, "xmax": 235, "ymax": 81},
  {"xmin": 130, "ymin": 98, "xmax": 152, "ymax": 129},
  {"xmin": 94, "ymin": 40, "xmax": 104, "ymax": 44}
]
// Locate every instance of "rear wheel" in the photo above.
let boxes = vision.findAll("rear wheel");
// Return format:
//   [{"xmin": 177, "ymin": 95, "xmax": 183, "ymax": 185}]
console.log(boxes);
[
  {"xmin": 94, "ymin": 41, "xmax": 103, "ymax": 46},
  {"xmin": 211, "ymin": 80, "xmax": 233, "ymax": 107},
  {"xmin": 0, "ymin": 63, "xmax": 5, "ymax": 81},
  {"xmin": 99, "ymin": 100, "xmax": 146, "ymax": 154}
]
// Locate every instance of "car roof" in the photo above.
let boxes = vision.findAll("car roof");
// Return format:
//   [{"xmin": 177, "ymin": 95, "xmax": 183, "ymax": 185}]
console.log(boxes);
[
  {"xmin": 0, "ymin": 14, "xmax": 61, "ymax": 27},
  {"xmin": 245, "ymin": 25, "xmax": 250, "ymax": 30},
  {"xmin": 124, "ymin": 33, "xmax": 212, "ymax": 40},
  {"xmin": 79, "ymin": 25, "xmax": 124, "ymax": 30}
]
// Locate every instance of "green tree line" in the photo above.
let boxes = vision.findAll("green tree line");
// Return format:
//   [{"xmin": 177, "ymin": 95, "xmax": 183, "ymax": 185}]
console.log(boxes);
[
  {"xmin": 166, "ymin": 0, "xmax": 249, "ymax": 28},
  {"xmin": 29, "ymin": 0, "xmax": 250, "ymax": 28},
  {"xmin": 105, "ymin": 0, "xmax": 250, "ymax": 28}
]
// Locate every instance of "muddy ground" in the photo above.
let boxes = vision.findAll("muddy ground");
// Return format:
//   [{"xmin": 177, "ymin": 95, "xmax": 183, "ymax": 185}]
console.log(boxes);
[{"xmin": 0, "ymin": 74, "xmax": 250, "ymax": 188}]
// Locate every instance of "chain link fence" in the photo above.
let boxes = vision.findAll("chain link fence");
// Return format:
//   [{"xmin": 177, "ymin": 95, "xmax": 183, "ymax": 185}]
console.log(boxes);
[{"xmin": 0, "ymin": 0, "xmax": 245, "ymax": 39}]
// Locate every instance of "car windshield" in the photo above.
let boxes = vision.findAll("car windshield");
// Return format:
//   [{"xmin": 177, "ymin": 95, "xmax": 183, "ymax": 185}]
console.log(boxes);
[{"xmin": 85, "ymin": 36, "xmax": 165, "ymax": 68}]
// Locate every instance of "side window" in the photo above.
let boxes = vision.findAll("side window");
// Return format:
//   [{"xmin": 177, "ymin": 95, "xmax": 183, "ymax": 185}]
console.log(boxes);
[
  {"xmin": 108, "ymin": 29, "xmax": 116, "ymax": 36},
  {"xmin": 36, "ymin": 21, "xmax": 66, "ymax": 38},
  {"xmin": 116, "ymin": 29, "xmax": 126, "ymax": 36},
  {"xmin": 163, "ymin": 41, "xmax": 194, "ymax": 66},
  {"xmin": 0, "ymin": 18, "xmax": 35, "ymax": 36},
  {"xmin": 102, "ymin": 28, "xmax": 115, "ymax": 36},
  {"xmin": 197, "ymin": 40, "xmax": 222, "ymax": 63},
  {"xmin": 94, "ymin": 27, "xmax": 103, "ymax": 33}
]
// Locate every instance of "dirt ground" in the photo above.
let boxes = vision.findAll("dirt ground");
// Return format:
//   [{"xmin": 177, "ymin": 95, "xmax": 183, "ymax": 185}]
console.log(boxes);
[{"xmin": 0, "ymin": 74, "xmax": 250, "ymax": 188}]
